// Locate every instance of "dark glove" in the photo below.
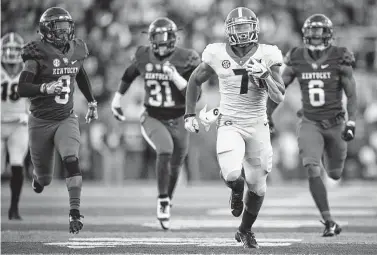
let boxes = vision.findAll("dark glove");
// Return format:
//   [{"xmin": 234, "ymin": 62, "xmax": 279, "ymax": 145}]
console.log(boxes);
[{"xmin": 341, "ymin": 121, "xmax": 355, "ymax": 141}]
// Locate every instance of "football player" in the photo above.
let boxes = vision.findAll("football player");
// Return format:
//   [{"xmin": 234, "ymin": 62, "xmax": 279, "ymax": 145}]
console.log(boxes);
[
  {"xmin": 267, "ymin": 14, "xmax": 357, "ymax": 237},
  {"xmin": 110, "ymin": 17, "xmax": 201, "ymax": 230},
  {"xmin": 17, "ymin": 7, "xmax": 98, "ymax": 234},
  {"xmin": 184, "ymin": 7, "xmax": 285, "ymax": 248},
  {"xmin": 1, "ymin": 32, "xmax": 29, "ymax": 220}
]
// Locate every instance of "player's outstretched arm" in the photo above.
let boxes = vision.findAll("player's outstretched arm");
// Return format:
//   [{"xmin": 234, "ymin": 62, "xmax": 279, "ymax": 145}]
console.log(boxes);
[
  {"xmin": 76, "ymin": 67, "xmax": 98, "ymax": 123},
  {"xmin": 340, "ymin": 64, "xmax": 357, "ymax": 141},
  {"xmin": 18, "ymin": 60, "xmax": 63, "ymax": 97},
  {"xmin": 184, "ymin": 62, "xmax": 215, "ymax": 133},
  {"xmin": 111, "ymin": 63, "xmax": 140, "ymax": 121}
]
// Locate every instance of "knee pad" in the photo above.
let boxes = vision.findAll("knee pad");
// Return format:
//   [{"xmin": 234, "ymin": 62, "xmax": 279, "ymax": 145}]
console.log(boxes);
[
  {"xmin": 327, "ymin": 168, "xmax": 342, "ymax": 180},
  {"xmin": 222, "ymin": 169, "xmax": 242, "ymax": 182},
  {"xmin": 246, "ymin": 176, "xmax": 267, "ymax": 196},
  {"xmin": 63, "ymin": 156, "xmax": 81, "ymax": 177},
  {"xmin": 306, "ymin": 164, "xmax": 322, "ymax": 178}
]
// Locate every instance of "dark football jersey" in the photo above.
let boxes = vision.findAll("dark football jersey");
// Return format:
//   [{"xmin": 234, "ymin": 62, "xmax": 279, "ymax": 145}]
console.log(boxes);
[
  {"xmin": 285, "ymin": 46, "xmax": 355, "ymax": 121},
  {"xmin": 21, "ymin": 39, "xmax": 89, "ymax": 120},
  {"xmin": 133, "ymin": 46, "xmax": 200, "ymax": 119}
]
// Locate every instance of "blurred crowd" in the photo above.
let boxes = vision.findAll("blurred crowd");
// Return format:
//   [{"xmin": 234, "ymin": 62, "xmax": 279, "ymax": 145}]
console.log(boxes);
[{"xmin": 2, "ymin": 0, "xmax": 377, "ymax": 182}]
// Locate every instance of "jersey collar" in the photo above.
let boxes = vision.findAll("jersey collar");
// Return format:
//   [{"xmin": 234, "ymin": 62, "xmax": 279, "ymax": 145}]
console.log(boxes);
[
  {"xmin": 225, "ymin": 43, "xmax": 259, "ymax": 66},
  {"xmin": 303, "ymin": 46, "xmax": 334, "ymax": 67}
]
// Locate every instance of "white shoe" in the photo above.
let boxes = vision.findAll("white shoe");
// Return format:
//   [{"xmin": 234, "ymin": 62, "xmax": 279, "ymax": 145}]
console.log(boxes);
[{"xmin": 157, "ymin": 197, "xmax": 170, "ymax": 230}]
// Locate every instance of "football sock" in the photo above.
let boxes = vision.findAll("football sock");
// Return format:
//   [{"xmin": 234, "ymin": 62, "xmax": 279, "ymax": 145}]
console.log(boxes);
[
  {"xmin": 239, "ymin": 191, "xmax": 265, "ymax": 232},
  {"xmin": 168, "ymin": 164, "xmax": 181, "ymax": 200},
  {"xmin": 221, "ymin": 171, "xmax": 244, "ymax": 192},
  {"xmin": 10, "ymin": 166, "xmax": 23, "ymax": 210},
  {"xmin": 156, "ymin": 153, "xmax": 172, "ymax": 197},
  {"xmin": 66, "ymin": 175, "xmax": 82, "ymax": 211},
  {"xmin": 309, "ymin": 176, "xmax": 332, "ymax": 222}
]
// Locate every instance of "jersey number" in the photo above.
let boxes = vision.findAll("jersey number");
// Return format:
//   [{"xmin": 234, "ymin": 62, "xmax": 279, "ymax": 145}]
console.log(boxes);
[
  {"xmin": 1, "ymin": 82, "xmax": 19, "ymax": 102},
  {"xmin": 232, "ymin": 69, "xmax": 249, "ymax": 94},
  {"xmin": 54, "ymin": 75, "xmax": 71, "ymax": 105},
  {"xmin": 147, "ymin": 80, "xmax": 175, "ymax": 107},
  {"xmin": 308, "ymin": 80, "xmax": 325, "ymax": 107}
]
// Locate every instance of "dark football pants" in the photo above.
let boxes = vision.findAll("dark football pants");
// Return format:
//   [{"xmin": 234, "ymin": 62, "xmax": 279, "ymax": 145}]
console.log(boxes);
[
  {"xmin": 140, "ymin": 112, "xmax": 189, "ymax": 171},
  {"xmin": 297, "ymin": 117, "xmax": 347, "ymax": 176},
  {"xmin": 28, "ymin": 113, "xmax": 80, "ymax": 186}
]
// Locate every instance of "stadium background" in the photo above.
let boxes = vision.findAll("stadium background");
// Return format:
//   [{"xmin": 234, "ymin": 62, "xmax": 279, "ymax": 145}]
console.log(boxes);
[{"xmin": 1, "ymin": 0, "xmax": 377, "ymax": 183}]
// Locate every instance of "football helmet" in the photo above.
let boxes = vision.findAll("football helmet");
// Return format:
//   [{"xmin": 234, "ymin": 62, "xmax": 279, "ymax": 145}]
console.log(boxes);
[
  {"xmin": 148, "ymin": 17, "xmax": 177, "ymax": 56},
  {"xmin": 225, "ymin": 7, "xmax": 259, "ymax": 47},
  {"xmin": 39, "ymin": 7, "xmax": 75, "ymax": 48},
  {"xmin": 302, "ymin": 14, "xmax": 334, "ymax": 51},
  {"xmin": 1, "ymin": 32, "xmax": 24, "ymax": 64}
]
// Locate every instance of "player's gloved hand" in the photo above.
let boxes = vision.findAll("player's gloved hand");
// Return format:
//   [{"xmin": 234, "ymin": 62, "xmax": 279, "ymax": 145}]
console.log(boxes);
[
  {"xmin": 198, "ymin": 104, "xmax": 220, "ymax": 132},
  {"xmin": 111, "ymin": 92, "xmax": 126, "ymax": 121},
  {"xmin": 40, "ymin": 80, "xmax": 63, "ymax": 95},
  {"xmin": 341, "ymin": 120, "xmax": 356, "ymax": 141},
  {"xmin": 162, "ymin": 61, "xmax": 178, "ymax": 78},
  {"xmin": 184, "ymin": 114, "xmax": 200, "ymax": 133},
  {"xmin": 246, "ymin": 57, "xmax": 270, "ymax": 79},
  {"xmin": 85, "ymin": 101, "xmax": 98, "ymax": 124}
]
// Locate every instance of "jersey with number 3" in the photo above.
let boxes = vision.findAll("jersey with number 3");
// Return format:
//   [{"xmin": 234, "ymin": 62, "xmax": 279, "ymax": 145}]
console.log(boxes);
[
  {"xmin": 1, "ymin": 65, "xmax": 28, "ymax": 121},
  {"xmin": 285, "ymin": 46, "xmax": 354, "ymax": 121},
  {"xmin": 202, "ymin": 43, "xmax": 283, "ymax": 120},
  {"xmin": 21, "ymin": 39, "xmax": 89, "ymax": 120}
]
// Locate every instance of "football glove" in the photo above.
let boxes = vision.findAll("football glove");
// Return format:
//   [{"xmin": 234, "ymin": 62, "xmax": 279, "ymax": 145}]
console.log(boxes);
[
  {"xmin": 184, "ymin": 114, "xmax": 199, "ymax": 133},
  {"xmin": 111, "ymin": 92, "xmax": 126, "ymax": 121},
  {"xmin": 198, "ymin": 104, "xmax": 219, "ymax": 132},
  {"xmin": 40, "ymin": 80, "xmax": 63, "ymax": 95},
  {"xmin": 162, "ymin": 61, "xmax": 178, "ymax": 78},
  {"xmin": 246, "ymin": 57, "xmax": 270, "ymax": 79},
  {"xmin": 341, "ymin": 120, "xmax": 356, "ymax": 141},
  {"xmin": 85, "ymin": 101, "xmax": 98, "ymax": 124}
]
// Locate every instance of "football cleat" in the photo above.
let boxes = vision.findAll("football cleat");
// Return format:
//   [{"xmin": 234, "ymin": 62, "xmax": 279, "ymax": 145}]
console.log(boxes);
[
  {"xmin": 235, "ymin": 230, "xmax": 259, "ymax": 249},
  {"xmin": 321, "ymin": 220, "xmax": 342, "ymax": 237},
  {"xmin": 69, "ymin": 209, "xmax": 84, "ymax": 234},
  {"xmin": 8, "ymin": 208, "xmax": 22, "ymax": 220},
  {"xmin": 230, "ymin": 179, "xmax": 244, "ymax": 217},
  {"xmin": 32, "ymin": 179, "xmax": 44, "ymax": 194},
  {"xmin": 157, "ymin": 197, "xmax": 170, "ymax": 230}
]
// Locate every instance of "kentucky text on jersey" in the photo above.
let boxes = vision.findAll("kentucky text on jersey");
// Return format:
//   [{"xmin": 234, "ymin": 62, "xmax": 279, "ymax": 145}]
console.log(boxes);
[
  {"xmin": 53, "ymin": 67, "xmax": 79, "ymax": 75},
  {"xmin": 145, "ymin": 72, "xmax": 170, "ymax": 80},
  {"xmin": 301, "ymin": 72, "xmax": 331, "ymax": 80}
]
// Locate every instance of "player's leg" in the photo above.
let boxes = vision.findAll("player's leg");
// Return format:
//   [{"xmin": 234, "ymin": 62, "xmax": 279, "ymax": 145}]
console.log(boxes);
[
  {"xmin": 298, "ymin": 119, "xmax": 335, "ymax": 235},
  {"xmin": 7, "ymin": 124, "xmax": 29, "ymax": 220},
  {"xmin": 28, "ymin": 115, "xmax": 56, "ymax": 192},
  {"xmin": 54, "ymin": 114, "xmax": 83, "ymax": 234},
  {"xmin": 167, "ymin": 117, "xmax": 189, "ymax": 200},
  {"xmin": 217, "ymin": 126, "xmax": 245, "ymax": 217},
  {"xmin": 236, "ymin": 121, "xmax": 272, "ymax": 249},
  {"xmin": 140, "ymin": 113, "xmax": 174, "ymax": 229}
]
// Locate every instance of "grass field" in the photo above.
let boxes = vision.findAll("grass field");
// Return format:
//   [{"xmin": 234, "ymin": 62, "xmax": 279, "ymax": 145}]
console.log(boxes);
[{"xmin": 1, "ymin": 179, "xmax": 377, "ymax": 254}]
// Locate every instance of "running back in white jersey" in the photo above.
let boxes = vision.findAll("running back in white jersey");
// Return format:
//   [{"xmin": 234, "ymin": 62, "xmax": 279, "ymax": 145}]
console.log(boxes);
[
  {"xmin": 1, "ymin": 65, "xmax": 28, "ymax": 122},
  {"xmin": 202, "ymin": 43, "xmax": 283, "ymax": 120}
]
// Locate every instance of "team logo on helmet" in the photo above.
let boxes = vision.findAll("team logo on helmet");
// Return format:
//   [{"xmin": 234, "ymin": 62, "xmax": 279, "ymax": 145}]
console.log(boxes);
[
  {"xmin": 145, "ymin": 63, "xmax": 153, "ymax": 72},
  {"xmin": 53, "ymin": 58, "xmax": 61, "ymax": 67},
  {"xmin": 222, "ymin": 60, "xmax": 231, "ymax": 69}
]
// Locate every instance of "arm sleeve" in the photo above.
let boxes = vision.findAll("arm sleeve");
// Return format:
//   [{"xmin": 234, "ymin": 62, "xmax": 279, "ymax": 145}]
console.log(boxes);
[
  {"xmin": 76, "ymin": 67, "xmax": 95, "ymax": 102},
  {"xmin": 118, "ymin": 61, "xmax": 140, "ymax": 94},
  {"xmin": 17, "ymin": 59, "xmax": 43, "ymax": 97}
]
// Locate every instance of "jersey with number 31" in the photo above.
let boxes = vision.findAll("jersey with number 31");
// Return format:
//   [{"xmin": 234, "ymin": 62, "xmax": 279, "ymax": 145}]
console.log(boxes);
[
  {"xmin": 202, "ymin": 43, "xmax": 283, "ymax": 120},
  {"xmin": 21, "ymin": 39, "xmax": 89, "ymax": 120},
  {"xmin": 285, "ymin": 46, "xmax": 354, "ymax": 121}
]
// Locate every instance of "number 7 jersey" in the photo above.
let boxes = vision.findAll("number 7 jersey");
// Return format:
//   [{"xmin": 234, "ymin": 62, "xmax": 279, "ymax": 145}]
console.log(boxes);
[
  {"xmin": 202, "ymin": 43, "xmax": 283, "ymax": 120},
  {"xmin": 285, "ymin": 46, "xmax": 355, "ymax": 121}
]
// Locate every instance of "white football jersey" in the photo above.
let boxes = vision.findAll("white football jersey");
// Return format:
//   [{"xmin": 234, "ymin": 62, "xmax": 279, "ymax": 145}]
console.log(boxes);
[
  {"xmin": 1, "ymin": 65, "xmax": 28, "ymax": 122},
  {"xmin": 202, "ymin": 43, "xmax": 283, "ymax": 120}
]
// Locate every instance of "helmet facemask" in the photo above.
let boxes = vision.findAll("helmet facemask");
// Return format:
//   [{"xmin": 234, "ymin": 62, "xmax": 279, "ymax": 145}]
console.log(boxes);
[
  {"xmin": 226, "ymin": 19, "xmax": 259, "ymax": 47},
  {"xmin": 150, "ymin": 30, "xmax": 176, "ymax": 57},
  {"xmin": 40, "ymin": 20, "xmax": 74, "ymax": 48},
  {"xmin": 303, "ymin": 25, "xmax": 333, "ymax": 51}
]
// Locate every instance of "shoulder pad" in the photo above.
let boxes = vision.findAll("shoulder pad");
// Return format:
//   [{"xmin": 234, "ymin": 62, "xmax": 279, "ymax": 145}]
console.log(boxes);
[
  {"xmin": 262, "ymin": 44, "xmax": 283, "ymax": 68},
  {"xmin": 21, "ymin": 41, "xmax": 45, "ymax": 62},
  {"xmin": 184, "ymin": 49, "xmax": 201, "ymax": 70},
  {"xmin": 202, "ymin": 43, "xmax": 222, "ymax": 66},
  {"xmin": 284, "ymin": 47, "xmax": 299, "ymax": 66},
  {"xmin": 339, "ymin": 47, "xmax": 355, "ymax": 66},
  {"xmin": 132, "ymin": 45, "xmax": 149, "ymax": 63},
  {"xmin": 73, "ymin": 38, "xmax": 89, "ymax": 60}
]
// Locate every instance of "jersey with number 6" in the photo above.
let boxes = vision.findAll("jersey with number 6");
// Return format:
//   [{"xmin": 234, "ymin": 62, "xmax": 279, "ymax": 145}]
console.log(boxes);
[
  {"xmin": 285, "ymin": 46, "xmax": 355, "ymax": 121},
  {"xmin": 1, "ymin": 65, "xmax": 28, "ymax": 122},
  {"xmin": 132, "ymin": 46, "xmax": 200, "ymax": 119},
  {"xmin": 21, "ymin": 39, "xmax": 89, "ymax": 120},
  {"xmin": 202, "ymin": 43, "xmax": 283, "ymax": 120}
]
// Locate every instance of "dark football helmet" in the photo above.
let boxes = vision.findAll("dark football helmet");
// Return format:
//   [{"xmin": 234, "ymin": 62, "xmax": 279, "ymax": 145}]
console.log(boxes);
[
  {"xmin": 302, "ymin": 14, "xmax": 334, "ymax": 51},
  {"xmin": 148, "ymin": 17, "xmax": 177, "ymax": 56},
  {"xmin": 39, "ymin": 7, "xmax": 75, "ymax": 48},
  {"xmin": 225, "ymin": 7, "xmax": 259, "ymax": 47},
  {"xmin": 1, "ymin": 32, "xmax": 24, "ymax": 64}
]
